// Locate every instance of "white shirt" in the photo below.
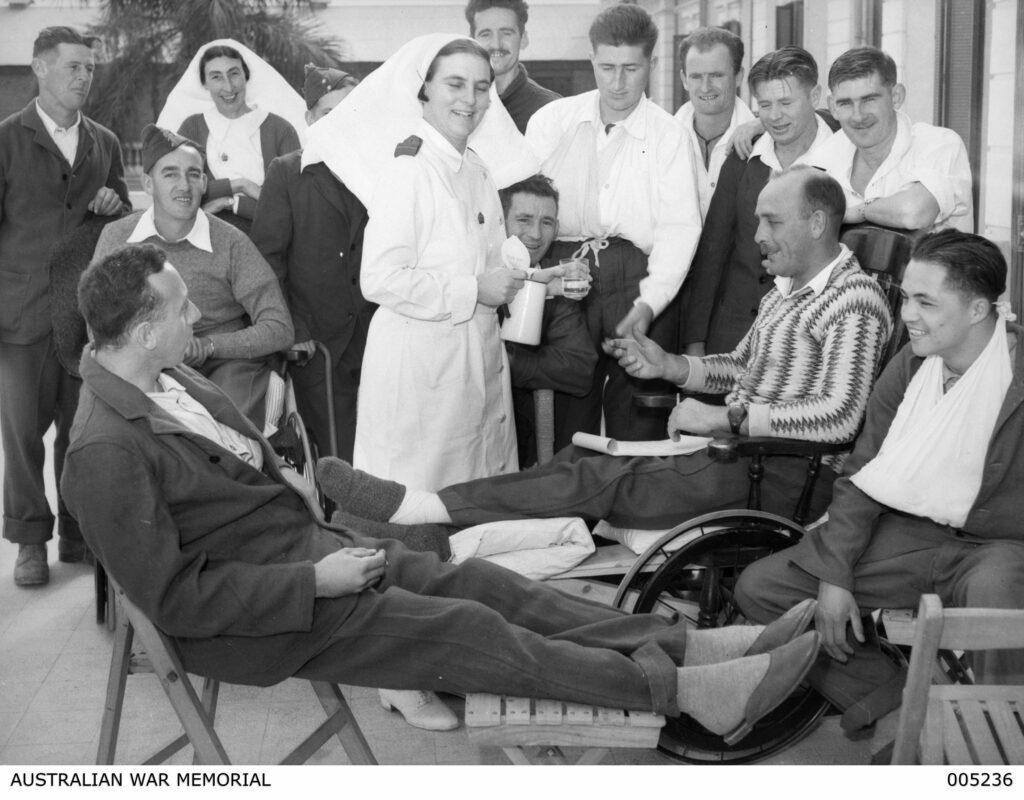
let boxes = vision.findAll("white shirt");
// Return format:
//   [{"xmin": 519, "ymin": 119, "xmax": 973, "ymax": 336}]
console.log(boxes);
[
  {"xmin": 148, "ymin": 373, "xmax": 263, "ymax": 469},
  {"xmin": 526, "ymin": 91, "xmax": 702, "ymax": 317},
  {"xmin": 126, "ymin": 206, "xmax": 213, "ymax": 252},
  {"xmin": 675, "ymin": 97, "xmax": 756, "ymax": 219},
  {"xmin": 35, "ymin": 100, "xmax": 81, "ymax": 165},
  {"xmin": 749, "ymin": 114, "xmax": 835, "ymax": 172},
  {"xmin": 811, "ymin": 111, "xmax": 973, "ymax": 232}
]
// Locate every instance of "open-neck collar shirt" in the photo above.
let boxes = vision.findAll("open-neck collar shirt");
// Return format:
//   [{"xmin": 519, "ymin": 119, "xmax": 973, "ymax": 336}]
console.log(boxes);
[
  {"xmin": 811, "ymin": 110, "xmax": 973, "ymax": 232},
  {"xmin": 35, "ymin": 99, "xmax": 81, "ymax": 165},
  {"xmin": 525, "ymin": 91, "xmax": 701, "ymax": 317},
  {"xmin": 675, "ymin": 97, "xmax": 755, "ymax": 219},
  {"xmin": 126, "ymin": 206, "xmax": 213, "ymax": 252},
  {"xmin": 750, "ymin": 114, "xmax": 834, "ymax": 172}
]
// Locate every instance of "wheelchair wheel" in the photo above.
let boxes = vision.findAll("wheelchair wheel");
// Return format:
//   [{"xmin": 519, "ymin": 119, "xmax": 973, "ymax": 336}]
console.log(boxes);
[{"xmin": 613, "ymin": 510, "xmax": 832, "ymax": 764}]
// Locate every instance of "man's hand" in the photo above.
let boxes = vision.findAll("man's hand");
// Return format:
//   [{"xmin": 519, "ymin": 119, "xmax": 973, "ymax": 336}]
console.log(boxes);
[
  {"xmin": 815, "ymin": 581, "xmax": 864, "ymax": 662},
  {"xmin": 203, "ymin": 197, "xmax": 234, "ymax": 215},
  {"xmin": 603, "ymin": 327, "xmax": 676, "ymax": 381},
  {"xmin": 182, "ymin": 336, "xmax": 211, "ymax": 367},
  {"xmin": 725, "ymin": 118, "xmax": 765, "ymax": 159},
  {"xmin": 614, "ymin": 302, "xmax": 654, "ymax": 338},
  {"xmin": 477, "ymin": 269, "xmax": 526, "ymax": 306},
  {"xmin": 232, "ymin": 177, "xmax": 261, "ymax": 200},
  {"xmin": 291, "ymin": 340, "xmax": 317, "ymax": 357},
  {"xmin": 667, "ymin": 397, "xmax": 728, "ymax": 440},
  {"xmin": 88, "ymin": 187, "xmax": 123, "ymax": 216},
  {"xmin": 314, "ymin": 548, "xmax": 387, "ymax": 597}
]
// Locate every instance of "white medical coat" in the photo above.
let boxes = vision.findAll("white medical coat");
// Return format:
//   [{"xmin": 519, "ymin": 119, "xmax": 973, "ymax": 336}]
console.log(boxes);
[{"xmin": 354, "ymin": 121, "xmax": 518, "ymax": 491}]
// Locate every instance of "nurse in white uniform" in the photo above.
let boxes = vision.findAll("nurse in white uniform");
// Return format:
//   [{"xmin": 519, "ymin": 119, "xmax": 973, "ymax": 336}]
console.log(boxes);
[{"xmin": 301, "ymin": 33, "xmax": 537, "ymax": 730}]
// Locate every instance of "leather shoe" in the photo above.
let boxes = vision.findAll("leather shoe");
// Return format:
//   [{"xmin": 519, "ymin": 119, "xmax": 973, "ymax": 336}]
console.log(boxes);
[
  {"xmin": 379, "ymin": 689, "xmax": 459, "ymax": 731},
  {"xmin": 724, "ymin": 630, "xmax": 821, "ymax": 745},
  {"xmin": 744, "ymin": 598, "xmax": 817, "ymax": 657},
  {"xmin": 14, "ymin": 544, "xmax": 49, "ymax": 586},
  {"xmin": 58, "ymin": 538, "xmax": 93, "ymax": 564}
]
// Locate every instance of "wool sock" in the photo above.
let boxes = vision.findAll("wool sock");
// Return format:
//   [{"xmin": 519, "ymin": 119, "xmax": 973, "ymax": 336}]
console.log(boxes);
[
  {"xmin": 389, "ymin": 490, "xmax": 452, "ymax": 525},
  {"xmin": 315, "ymin": 457, "xmax": 406, "ymax": 521},
  {"xmin": 682, "ymin": 625, "xmax": 764, "ymax": 666},
  {"xmin": 676, "ymin": 653, "xmax": 769, "ymax": 736}
]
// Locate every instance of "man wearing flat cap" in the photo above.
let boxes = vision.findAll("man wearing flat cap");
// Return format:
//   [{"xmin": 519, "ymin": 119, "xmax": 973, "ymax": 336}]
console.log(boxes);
[
  {"xmin": 0, "ymin": 26, "xmax": 130, "ymax": 586},
  {"xmin": 252, "ymin": 65, "xmax": 373, "ymax": 461},
  {"xmin": 93, "ymin": 124, "xmax": 293, "ymax": 431}
]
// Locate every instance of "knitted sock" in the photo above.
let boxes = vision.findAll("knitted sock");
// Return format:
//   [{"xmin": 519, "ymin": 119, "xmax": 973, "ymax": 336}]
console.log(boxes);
[
  {"xmin": 676, "ymin": 653, "xmax": 769, "ymax": 736},
  {"xmin": 390, "ymin": 490, "xmax": 452, "ymax": 525},
  {"xmin": 315, "ymin": 457, "xmax": 406, "ymax": 521},
  {"xmin": 682, "ymin": 625, "xmax": 764, "ymax": 666}
]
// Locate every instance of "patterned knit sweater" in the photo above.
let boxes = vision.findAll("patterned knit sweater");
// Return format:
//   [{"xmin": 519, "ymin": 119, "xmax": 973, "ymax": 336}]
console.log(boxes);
[
  {"xmin": 682, "ymin": 251, "xmax": 892, "ymax": 462},
  {"xmin": 94, "ymin": 211, "xmax": 294, "ymax": 360}
]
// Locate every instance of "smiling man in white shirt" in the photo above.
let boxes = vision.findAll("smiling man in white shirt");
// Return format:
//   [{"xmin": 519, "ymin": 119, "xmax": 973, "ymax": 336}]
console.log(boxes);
[
  {"xmin": 812, "ymin": 46, "xmax": 973, "ymax": 233},
  {"xmin": 525, "ymin": 4, "xmax": 702, "ymax": 444},
  {"xmin": 673, "ymin": 26, "xmax": 755, "ymax": 220}
]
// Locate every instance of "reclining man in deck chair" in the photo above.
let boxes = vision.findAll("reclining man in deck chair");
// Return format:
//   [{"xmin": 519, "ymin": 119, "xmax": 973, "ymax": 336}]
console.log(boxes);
[
  {"xmin": 318, "ymin": 166, "xmax": 893, "ymax": 536},
  {"xmin": 64, "ymin": 241, "xmax": 824, "ymax": 742},
  {"xmin": 736, "ymin": 230, "xmax": 1024, "ymax": 736}
]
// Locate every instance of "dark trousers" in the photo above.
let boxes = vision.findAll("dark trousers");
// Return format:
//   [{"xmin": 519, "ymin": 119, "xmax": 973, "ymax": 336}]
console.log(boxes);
[
  {"xmin": 736, "ymin": 526, "xmax": 1024, "ymax": 726},
  {"xmin": 0, "ymin": 336, "xmax": 82, "ymax": 545},
  {"xmin": 549, "ymin": 240, "xmax": 679, "ymax": 445},
  {"xmin": 290, "ymin": 340, "xmax": 365, "ymax": 463},
  {"xmin": 198, "ymin": 357, "xmax": 272, "ymax": 431},
  {"xmin": 440, "ymin": 443, "xmax": 834, "ymax": 530},
  {"xmin": 183, "ymin": 535, "xmax": 685, "ymax": 715}
]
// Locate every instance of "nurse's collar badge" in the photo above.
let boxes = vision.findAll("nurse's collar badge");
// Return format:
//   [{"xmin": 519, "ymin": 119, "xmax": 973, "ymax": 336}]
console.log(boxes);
[{"xmin": 477, "ymin": 212, "xmax": 485, "ymax": 224}]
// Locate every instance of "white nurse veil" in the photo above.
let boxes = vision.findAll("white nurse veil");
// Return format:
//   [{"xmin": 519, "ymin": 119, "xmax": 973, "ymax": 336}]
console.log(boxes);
[
  {"xmin": 301, "ymin": 32, "xmax": 539, "ymax": 206},
  {"xmin": 156, "ymin": 38, "xmax": 308, "ymax": 144}
]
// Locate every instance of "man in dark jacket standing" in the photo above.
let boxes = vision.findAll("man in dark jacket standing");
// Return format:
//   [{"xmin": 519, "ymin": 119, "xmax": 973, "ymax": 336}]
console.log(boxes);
[
  {"xmin": 0, "ymin": 26, "xmax": 129, "ymax": 586},
  {"xmin": 252, "ymin": 66, "xmax": 371, "ymax": 461}
]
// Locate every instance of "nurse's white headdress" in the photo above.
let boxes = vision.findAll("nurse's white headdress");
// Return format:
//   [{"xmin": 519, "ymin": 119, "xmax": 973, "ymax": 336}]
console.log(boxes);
[
  {"xmin": 302, "ymin": 32, "xmax": 538, "ymax": 206},
  {"xmin": 156, "ymin": 38, "xmax": 308, "ymax": 144}
]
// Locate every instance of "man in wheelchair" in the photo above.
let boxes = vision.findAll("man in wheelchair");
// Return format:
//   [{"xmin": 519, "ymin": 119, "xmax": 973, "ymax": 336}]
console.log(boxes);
[
  {"xmin": 736, "ymin": 230, "xmax": 1024, "ymax": 735},
  {"xmin": 64, "ymin": 242, "xmax": 825, "ymax": 743},
  {"xmin": 324, "ymin": 167, "xmax": 893, "ymax": 535},
  {"xmin": 93, "ymin": 124, "xmax": 294, "ymax": 433}
]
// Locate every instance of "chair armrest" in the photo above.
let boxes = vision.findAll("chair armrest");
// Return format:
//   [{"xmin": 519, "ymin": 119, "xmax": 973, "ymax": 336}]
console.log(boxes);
[
  {"xmin": 707, "ymin": 434, "xmax": 853, "ymax": 463},
  {"xmin": 633, "ymin": 391, "xmax": 678, "ymax": 409}
]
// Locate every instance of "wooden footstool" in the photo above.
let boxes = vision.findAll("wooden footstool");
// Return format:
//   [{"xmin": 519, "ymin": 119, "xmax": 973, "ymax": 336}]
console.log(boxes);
[{"xmin": 465, "ymin": 694, "xmax": 664, "ymax": 765}]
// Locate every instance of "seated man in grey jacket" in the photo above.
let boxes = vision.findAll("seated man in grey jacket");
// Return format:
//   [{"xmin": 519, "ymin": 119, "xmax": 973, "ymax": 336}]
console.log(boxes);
[
  {"xmin": 93, "ymin": 124, "xmax": 293, "ymax": 430},
  {"xmin": 63, "ymin": 241, "xmax": 822, "ymax": 741}
]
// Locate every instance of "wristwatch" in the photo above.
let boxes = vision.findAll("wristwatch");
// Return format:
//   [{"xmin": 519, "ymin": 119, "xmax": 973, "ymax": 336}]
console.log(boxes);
[{"xmin": 727, "ymin": 402, "xmax": 748, "ymax": 435}]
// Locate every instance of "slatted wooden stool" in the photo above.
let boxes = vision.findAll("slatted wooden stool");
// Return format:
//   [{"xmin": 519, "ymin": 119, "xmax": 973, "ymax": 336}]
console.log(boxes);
[
  {"xmin": 465, "ymin": 694, "xmax": 664, "ymax": 765},
  {"xmin": 98, "ymin": 578, "xmax": 377, "ymax": 765}
]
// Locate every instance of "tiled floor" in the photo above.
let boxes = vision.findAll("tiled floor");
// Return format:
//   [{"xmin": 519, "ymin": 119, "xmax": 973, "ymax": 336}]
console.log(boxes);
[{"xmin": 0, "ymin": 435, "xmax": 894, "ymax": 766}]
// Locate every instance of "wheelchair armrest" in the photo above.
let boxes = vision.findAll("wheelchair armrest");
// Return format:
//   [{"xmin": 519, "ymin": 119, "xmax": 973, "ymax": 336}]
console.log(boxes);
[
  {"xmin": 707, "ymin": 434, "xmax": 853, "ymax": 464},
  {"xmin": 633, "ymin": 391, "xmax": 678, "ymax": 409}
]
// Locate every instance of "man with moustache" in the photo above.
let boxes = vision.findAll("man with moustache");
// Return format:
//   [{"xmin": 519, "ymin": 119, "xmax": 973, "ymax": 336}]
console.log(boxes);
[
  {"xmin": 252, "ymin": 66, "xmax": 372, "ymax": 462},
  {"xmin": 0, "ymin": 26, "xmax": 130, "ymax": 585},
  {"xmin": 681, "ymin": 47, "xmax": 838, "ymax": 357},
  {"xmin": 674, "ymin": 26, "xmax": 755, "ymax": 220},
  {"xmin": 813, "ymin": 47, "xmax": 972, "ymax": 232},
  {"xmin": 466, "ymin": 0, "xmax": 560, "ymax": 133}
]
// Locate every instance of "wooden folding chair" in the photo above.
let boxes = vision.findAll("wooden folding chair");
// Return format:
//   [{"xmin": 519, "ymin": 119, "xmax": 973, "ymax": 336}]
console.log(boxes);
[
  {"xmin": 97, "ymin": 578, "xmax": 377, "ymax": 765},
  {"xmin": 891, "ymin": 594, "xmax": 1024, "ymax": 765}
]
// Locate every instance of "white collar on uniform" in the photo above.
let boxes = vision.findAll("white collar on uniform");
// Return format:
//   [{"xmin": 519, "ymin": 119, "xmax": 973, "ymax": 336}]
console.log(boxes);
[
  {"xmin": 750, "ymin": 114, "xmax": 834, "ymax": 171},
  {"xmin": 774, "ymin": 243, "xmax": 850, "ymax": 298},
  {"xmin": 127, "ymin": 206, "xmax": 213, "ymax": 253}
]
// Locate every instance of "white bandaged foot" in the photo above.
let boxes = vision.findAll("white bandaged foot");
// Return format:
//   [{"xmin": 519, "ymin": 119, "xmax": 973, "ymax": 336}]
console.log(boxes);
[{"xmin": 389, "ymin": 490, "xmax": 451, "ymax": 525}]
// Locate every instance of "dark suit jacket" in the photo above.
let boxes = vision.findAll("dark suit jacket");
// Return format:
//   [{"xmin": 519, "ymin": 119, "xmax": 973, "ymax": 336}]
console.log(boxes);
[
  {"xmin": 251, "ymin": 151, "xmax": 374, "ymax": 363},
  {"xmin": 0, "ymin": 101, "xmax": 129, "ymax": 344}
]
